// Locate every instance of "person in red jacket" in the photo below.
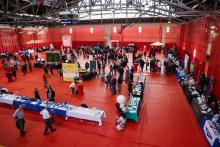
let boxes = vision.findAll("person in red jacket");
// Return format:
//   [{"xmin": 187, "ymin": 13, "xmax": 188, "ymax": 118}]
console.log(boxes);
[{"xmin": 43, "ymin": 73, "xmax": 47, "ymax": 88}]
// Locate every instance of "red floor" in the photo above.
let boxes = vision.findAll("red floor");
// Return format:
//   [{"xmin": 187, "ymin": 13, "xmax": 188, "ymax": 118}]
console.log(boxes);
[{"xmin": 0, "ymin": 53, "xmax": 208, "ymax": 147}]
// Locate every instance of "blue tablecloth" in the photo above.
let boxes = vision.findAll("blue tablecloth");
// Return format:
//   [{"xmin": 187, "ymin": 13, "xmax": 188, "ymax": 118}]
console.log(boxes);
[
  {"xmin": 38, "ymin": 101, "xmax": 68, "ymax": 116},
  {"xmin": 13, "ymin": 97, "xmax": 41, "ymax": 111},
  {"xmin": 12, "ymin": 97, "xmax": 68, "ymax": 116}
]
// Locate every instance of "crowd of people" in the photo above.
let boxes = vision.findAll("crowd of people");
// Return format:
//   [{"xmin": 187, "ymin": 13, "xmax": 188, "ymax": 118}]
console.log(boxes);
[{"xmin": 1, "ymin": 44, "xmax": 186, "ymax": 137}]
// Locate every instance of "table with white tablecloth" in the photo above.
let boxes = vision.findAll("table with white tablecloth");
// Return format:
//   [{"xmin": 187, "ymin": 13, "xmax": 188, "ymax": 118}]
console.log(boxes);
[
  {"xmin": 0, "ymin": 93, "xmax": 106, "ymax": 126},
  {"xmin": 66, "ymin": 106, "xmax": 106, "ymax": 126},
  {"xmin": 0, "ymin": 94, "xmax": 17, "ymax": 105}
]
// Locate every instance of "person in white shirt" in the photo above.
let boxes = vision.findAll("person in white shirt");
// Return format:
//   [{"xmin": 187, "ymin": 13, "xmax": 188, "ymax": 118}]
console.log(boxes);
[
  {"xmin": 157, "ymin": 61, "xmax": 162, "ymax": 72},
  {"xmin": 70, "ymin": 80, "xmax": 76, "ymax": 95},
  {"xmin": 40, "ymin": 106, "xmax": 56, "ymax": 135}
]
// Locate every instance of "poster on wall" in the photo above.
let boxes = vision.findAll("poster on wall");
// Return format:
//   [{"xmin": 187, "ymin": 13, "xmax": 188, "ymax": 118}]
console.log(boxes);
[
  {"xmin": 62, "ymin": 63, "xmax": 79, "ymax": 81},
  {"xmin": 62, "ymin": 35, "xmax": 72, "ymax": 47},
  {"xmin": 190, "ymin": 62, "xmax": 196, "ymax": 74},
  {"xmin": 184, "ymin": 54, "xmax": 189, "ymax": 70}
]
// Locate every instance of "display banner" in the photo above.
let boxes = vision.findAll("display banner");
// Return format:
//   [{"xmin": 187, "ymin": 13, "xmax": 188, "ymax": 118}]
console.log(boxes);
[
  {"xmin": 62, "ymin": 63, "xmax": 79, "ymax": 81},
  {"xmin": 203, "ymin": 120, "xmax": 216, "ymax": 146},
  {"xmin": 184, "ymin": 54, "xmax": 189, "ymax": 70},
  {"xmin": 62, "ymin": 35, "xmax": 72, "ymax": 47}
]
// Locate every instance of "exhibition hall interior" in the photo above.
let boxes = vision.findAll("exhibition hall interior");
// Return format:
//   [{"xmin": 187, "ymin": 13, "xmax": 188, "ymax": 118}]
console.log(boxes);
[{"xmin": 1, "ymin": 0, "xmax": 220, "ymax": 147}]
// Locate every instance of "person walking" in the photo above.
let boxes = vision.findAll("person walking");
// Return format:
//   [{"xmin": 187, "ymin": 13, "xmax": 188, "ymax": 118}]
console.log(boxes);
[
  {"xmin": 34, "ymin": 88, "xmax": 41, "ymax": 100},
  {"xmin": 40, "ymin": 106, "xmax": 56, "ymax": 136},
  {"xmin": 13, "ymin": 105, "xmax": 26, "ymax": 136},
  {"xmin": 43, "ymin": 73, "xmax": 48, "ymax": 88}
]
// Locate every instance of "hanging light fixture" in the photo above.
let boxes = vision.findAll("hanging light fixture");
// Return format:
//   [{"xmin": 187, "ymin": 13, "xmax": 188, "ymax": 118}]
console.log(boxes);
[
  {"xmin": 166, "ymin": 26, "xmax": 170, "ymax": 33},
  {"xmin": 193, "ymin": 49, "xmax": 196, "ymax": 57},
  {"xmin": 113, "ymin": 26, "xmax": 117, "ymax": 33},
  {"xmin": 90, "ymin": 27, "xmax": 94, "ymax": 33},
  {"xmin": 138, "ymin": 26, "xmax": 142, "ymax": 33}
]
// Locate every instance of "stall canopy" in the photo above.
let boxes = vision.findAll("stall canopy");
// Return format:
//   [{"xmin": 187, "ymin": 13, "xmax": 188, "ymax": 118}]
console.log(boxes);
[{"xmin": 150, "ymin": 42, "xmax": 164, "ymax": 46}]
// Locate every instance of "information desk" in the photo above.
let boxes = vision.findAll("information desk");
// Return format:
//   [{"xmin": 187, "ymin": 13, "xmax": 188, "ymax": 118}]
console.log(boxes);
[
  {"xmin": 0, "ymin": 93, "xmax": 106, "ymax": 126},
  {"xmin": 201, "ymin": 118, "xmax": 220, "ymax": 147},
  {"xmin": 125, "ymin": 96, "xmax": 141, "ymax": 122}
]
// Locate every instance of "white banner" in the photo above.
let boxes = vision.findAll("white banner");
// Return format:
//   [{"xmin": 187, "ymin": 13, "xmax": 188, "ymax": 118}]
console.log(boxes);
[
  {"xmin": 203, "ymin": 120, "xmax": 217, "ymax": 146},
  {"xmin": 62, "ymin": 35, "xmax": 72, "ymax": 47}
]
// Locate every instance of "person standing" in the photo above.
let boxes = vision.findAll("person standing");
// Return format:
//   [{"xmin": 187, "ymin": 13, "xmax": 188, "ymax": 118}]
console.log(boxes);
[
  {"xmin": 28, "ymin": 61, "xmax": 32, "ymax": 72},
  {"xmin": 70, "ymin": 80, "xmax": 76, "ymax": 95},
  {"xmin": 129, "ymin": 71, "xmax": 134, "ymax": 82},
  {"xmin": 43, "ymin": 65, "xmax": 49, "ymax": 77},
  {"xmin": 157, "ymin": 60, "xmax": 162, "ymax": 72},
  {"xmin": 46, "ymin": 85, "xmax": 55, "ymax": 102},
  {"xmin": 49, "ymin": 66, "xmax": 54, "ymax": 77},
  {"xmin": 125, "ymin": 66, "xmax": 130, "ymax": 83},
  {"xmin": 139, "ymin": 58, "xmax": 145, "ymax": 73},
  {"xmin": 21, "ymin": 63, "xmax": 27, "ymax": 75},
  {"xmin": 34, "ymin": 88, "xmax": 41, "ymax": 100},
  {"xmin": 13, "ymin": 105, "xmax": 26, "ymax": 136},
  {"xmin": 110, "ymin": 76, "xmax": 117, "ymax": 96},
  {"xmin": 146, "ymin": 60, "xmax": 149, "ymax": 71},
  {"xmin": 40, "ymin": 106, "xmax": 56, "ymax": 136},
  {"xmin": 12, "ymin": 68, "xmax": 17, "ymax": 79},
  {"xmin": 105, "ymin": 73, "xmax": 112, "ymax": 89},
  {"xmin": 43, "ymin": 73, "xmax": 48, "ymax": 88},
  {"xmin": 117, "ymin": 75, "xmax": 123, "ymax": 93},
  {"xmin": 97, "ymin": 61, "xmax": 101, "ymax": 75},
  {"xmin": 58, "ymin": 68, "xmax": 63, "ymax": 78},
  {"xmin": 128, "ymin": 81, "xmax": 133, "ymax": 96}
]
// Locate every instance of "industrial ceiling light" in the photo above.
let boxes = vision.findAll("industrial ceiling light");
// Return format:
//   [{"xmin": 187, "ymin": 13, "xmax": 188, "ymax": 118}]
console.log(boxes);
[
  {"xmin": 138, "ymin": 26, "xmax": 142, "ymax": 33},
  {"xmin": 166, "ymin": 26, "xmax": 170, "ymax": 33},
  {"xmin": 113, "ymin": 26, "xmax": 117, "ymax": 33},
  {"xmin": 90, "ymin": 27, "xmax": 94, "ymax": 33}
]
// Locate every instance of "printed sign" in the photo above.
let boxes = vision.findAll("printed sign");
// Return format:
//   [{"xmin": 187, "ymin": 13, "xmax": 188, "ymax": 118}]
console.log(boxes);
[{"xmin": 62, "ymin": 63, "xmax": 79, "ymax": 81}]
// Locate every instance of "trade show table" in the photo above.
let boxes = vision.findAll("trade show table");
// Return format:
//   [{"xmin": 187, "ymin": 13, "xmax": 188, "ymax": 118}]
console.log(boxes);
[
  {"xmin": 0, "ymin": 93, "xmax": 106, "ymax": 126},
  {"xmin": 201, "ymin": 118, "xmax": 220, "ymax": 147},
  {"xmin": 192, "ymin": 98, "xmax": 214, "ymax": 124},
  {"xmin": 125, "ymin": 96, "xmax": 141, "ymax": 122},
  {"xmin": 125, "ymin": 75, "xmax": 146, "ymax": 122}
]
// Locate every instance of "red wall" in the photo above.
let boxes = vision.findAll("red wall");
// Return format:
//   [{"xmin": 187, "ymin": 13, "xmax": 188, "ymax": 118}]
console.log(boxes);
[
  {"xmin": 179, "ymin": 17, "xmax": 211, "ymax": 77},
  {"xmin": 0, "ymin": 28, "xmax": 20, "ymax": 53},
  {"xmin": 208, "ymin": 15, "xmax": 220, "ymax": 98},
  {"xmin": 12, "ymin": 24, "xmax": 178, "ymax": 50}
]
